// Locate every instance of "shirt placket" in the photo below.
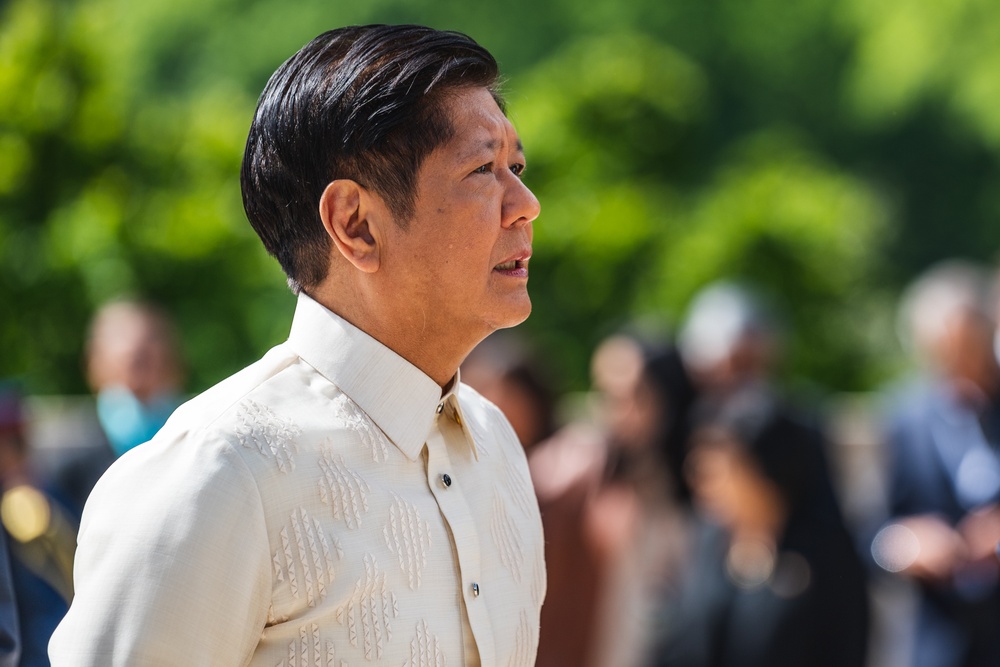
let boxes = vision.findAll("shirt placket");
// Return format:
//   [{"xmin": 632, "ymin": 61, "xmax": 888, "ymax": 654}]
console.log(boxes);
[{"xmin": 424, "ymin": 398, "xmax": 495, "ymax": 667}]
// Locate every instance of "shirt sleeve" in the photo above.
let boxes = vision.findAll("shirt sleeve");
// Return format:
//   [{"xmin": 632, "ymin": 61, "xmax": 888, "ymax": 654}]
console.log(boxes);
[{"xmin": 48, "ymin": 428, "xmax": 272, "ymax": 666}]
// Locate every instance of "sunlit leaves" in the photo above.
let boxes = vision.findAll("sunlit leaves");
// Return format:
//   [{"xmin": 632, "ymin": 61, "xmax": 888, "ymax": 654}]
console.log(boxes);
[
  {"xmin": 635, "ymin": 133, "xmax": 891, "ymax": 388},
  {"xmin": 2, "ymin": 0, "xmax": 999, "ymax": 395},
  {"xmin": 842, "ymin": 0, "xmax": 1000, "ymax": 149}
]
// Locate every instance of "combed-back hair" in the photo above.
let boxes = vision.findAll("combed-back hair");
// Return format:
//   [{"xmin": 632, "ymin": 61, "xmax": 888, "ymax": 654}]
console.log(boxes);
[{"xmin": 241, "ymin": 25, "xmax": 503, "ymax": 293}]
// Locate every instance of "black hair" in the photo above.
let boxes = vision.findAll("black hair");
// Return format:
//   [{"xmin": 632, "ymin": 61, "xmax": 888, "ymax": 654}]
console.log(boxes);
[
  {"xmin": 695, "ymin": 389, "xmax": 828, "ymax": 511},
  {"xmin": 241, "ymin": 25, "xmax": 502, "ymax": 293},
  {"xmin": 643, "ymin": 346, "xmax": 698, "ymax": 501}
]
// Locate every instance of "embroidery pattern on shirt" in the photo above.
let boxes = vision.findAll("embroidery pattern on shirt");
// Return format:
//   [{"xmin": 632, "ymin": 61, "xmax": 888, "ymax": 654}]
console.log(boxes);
[
  {"xmin": 336, "ymin": 554, "xmax": 400, "ymax": 660},
  {"xmin": 318, "ymin": 448, "xmax": 371, "ymax": 529},
  {"xmin": 235, "ymin": 399, "xmax": 301, "ymax": 472},
  {"xmin": 334, "ymin": 394, "xmax": 390, "ymax": 463},
  {"xmin": 490, "ymin": 494, "xmax": 525, "ymax": 583},
  {"xmin": 497, "ymin": 443, "xmax": 536, "ymax": 518},
  {"xmin": 530, "ymin": 550, "xmax": 546, "ymax": 609},
  {"xmin": 507, "ymin": 609, "xmax": 534, "ymax": 667},
  {"xmin": 403, "ymin": 619, "xmax": 446, "ymax": 667},
  {"xmin": 273, "ymin": 507, "xmax": 341, "ymax": 608},
  {"xmin": 279, "ymin": 623, "xmax": 349, "ymax": 667},
  {"xmin": 383, "ymin": 493, "xmax": 433, "ymax": 590}
]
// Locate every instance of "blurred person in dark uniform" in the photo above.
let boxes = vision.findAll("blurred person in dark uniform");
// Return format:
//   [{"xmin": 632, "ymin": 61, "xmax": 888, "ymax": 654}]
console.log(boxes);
[
  {"xmin": 872, "ymin": 261, "xmax": 1000, "ymax": 667},
  {"xmin": 50, "ymin": 299, "xmax": 184, "ymax": 519},
  {"xmin": 0, "ymin": 384, "xmax": 75, "ymax": 667},
  {"xmin": 655, "ymin": 388, "xmax": 869, "ymax": 667}
]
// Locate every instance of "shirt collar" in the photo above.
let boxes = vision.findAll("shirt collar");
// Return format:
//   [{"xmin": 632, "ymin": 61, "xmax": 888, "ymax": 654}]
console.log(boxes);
[{"xmin": 286, "ymin": 292, "xmax": 464, "ymax": 462}]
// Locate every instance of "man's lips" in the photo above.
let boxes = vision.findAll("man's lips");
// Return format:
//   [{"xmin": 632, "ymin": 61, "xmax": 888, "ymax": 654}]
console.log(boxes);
[{"xmin": 493, "ymin": 253, "xmax": 531, "ymax": 274}]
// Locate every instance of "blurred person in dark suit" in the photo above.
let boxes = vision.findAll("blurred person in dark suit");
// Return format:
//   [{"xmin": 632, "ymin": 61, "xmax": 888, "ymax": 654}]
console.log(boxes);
[
  {"xmin": 50, "ymin": 299, "xmax": 184, "ymax": 519},
  {"xmin": 0, "ymin": 384, "xmax": 75, "ymax": 667},
  {"xmin": 872, "ymin": 260, "xmax": 1000, "ymax": 667},
  {"xmin": 678, "ymin": 280, "xmax": 849, "ymax": 519},
  {"xmin": 655, "ymin": 388, "xmax": 869, "ymax": 667}
]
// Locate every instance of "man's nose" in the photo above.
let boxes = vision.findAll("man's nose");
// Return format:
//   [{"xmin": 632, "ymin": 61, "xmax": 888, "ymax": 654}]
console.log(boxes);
[{"xmin": 502, "ymin": 175, "xmax": 541, "ymax": 229}]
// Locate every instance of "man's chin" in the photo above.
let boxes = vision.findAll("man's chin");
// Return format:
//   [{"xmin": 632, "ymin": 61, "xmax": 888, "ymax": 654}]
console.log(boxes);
[{"xmin": 490, "ymin": 298, "xmax": 532, "ymax": 331}]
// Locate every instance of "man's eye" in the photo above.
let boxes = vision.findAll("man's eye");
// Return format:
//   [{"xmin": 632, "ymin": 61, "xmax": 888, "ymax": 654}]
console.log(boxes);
[
  {"xmin": 510, "ymin": 163, "xmax": 525, "ymax": 177},
  {"xmin": 473, "ymin": 163, "xmax": 492, "ymax": 175}
]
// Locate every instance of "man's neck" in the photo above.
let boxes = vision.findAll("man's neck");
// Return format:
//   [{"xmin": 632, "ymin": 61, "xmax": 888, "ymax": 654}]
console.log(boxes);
[{"xmin": 306, "ymin": 286, "xmax": 476, "ymax": 388}]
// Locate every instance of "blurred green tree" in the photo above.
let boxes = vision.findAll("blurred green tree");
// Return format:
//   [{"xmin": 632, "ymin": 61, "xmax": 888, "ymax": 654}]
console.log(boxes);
[{"xmin": 1, "ymin": 0, "xmax": 999, "ymax": 396}]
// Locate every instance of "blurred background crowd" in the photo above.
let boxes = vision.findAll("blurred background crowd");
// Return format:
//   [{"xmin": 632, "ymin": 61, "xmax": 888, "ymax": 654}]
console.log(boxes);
[{"xmin": 3, "ymin": 0, "xmax": 1000, "ymax": 665}]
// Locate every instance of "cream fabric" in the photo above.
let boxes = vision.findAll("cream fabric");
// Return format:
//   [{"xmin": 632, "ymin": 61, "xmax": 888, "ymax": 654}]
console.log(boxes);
[{"xmin": 49, "ymin": 293, "xmax": 546, "ymax": 666}]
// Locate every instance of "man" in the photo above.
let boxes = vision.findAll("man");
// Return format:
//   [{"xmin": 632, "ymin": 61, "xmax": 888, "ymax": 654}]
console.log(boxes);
[
  {"xmin": 50, "ymin": 25, "xmax": 545, "ymax": 666},
  {"xmin": 872, "ymin": 261, "xmax": 1000, "ymax": 667},
  {"xmin": 677, "ymin": 281, "xmax": 779, "ymax": 400}
]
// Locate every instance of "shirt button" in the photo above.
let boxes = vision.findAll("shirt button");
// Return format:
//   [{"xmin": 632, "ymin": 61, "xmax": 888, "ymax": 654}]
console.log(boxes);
[
  {"xmin": 454, "ymin": 412, "xmax": 462, "ymax": 426},
  {"xmin": 441, "ymin": 473, "xmax": 452, "ymax": 488},
  {"xmin": 471, "ymin": 582, "xmax": 480, "ymax": 597},
  {"xmin": 436, "ymin": 403, "xmax": 444, "ymax": 415}
]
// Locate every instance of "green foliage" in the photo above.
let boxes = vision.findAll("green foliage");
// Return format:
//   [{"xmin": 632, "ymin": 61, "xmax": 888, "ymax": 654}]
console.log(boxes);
[
  {"xmin": 636, "ymin": 133, "xmax": 891, "ymax": 389},
  {"xmin": 514, "ymin": 34, "xmax": 891, "ymax": 391},
  {"xmin": 0, "ymin": 0, "xmax": 284, "ymax": 393},
  {"xmin": 2, "ymin": 0, "xmax": 999, "ymax": 395},
  {"xmin": 841, "ymin": 0, "xmax": 1000, "ymax": 146},
  {"xmin": 510, "ymin": 34, "xmax": 705, "ymax": 388}
]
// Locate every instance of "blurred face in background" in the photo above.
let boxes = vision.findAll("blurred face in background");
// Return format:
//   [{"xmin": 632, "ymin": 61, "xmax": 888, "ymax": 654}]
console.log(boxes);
[
  {"xmin": 86, "ymin": 304, "xmax": 183, "ymax": 403},
  {"xmin": 86, "ymin": 303, "xmax": 185, "ymax": 456},
  {"xmin": 591, "ymin": 335, "xmax": 666, "ymax": 452},
  {"xmin": 930, "ymin": 309, "xmax": 999, "ymax": 396},
  {"xmin": 686, "ymin": 428, "xmax": 786, "ymax": 537}
]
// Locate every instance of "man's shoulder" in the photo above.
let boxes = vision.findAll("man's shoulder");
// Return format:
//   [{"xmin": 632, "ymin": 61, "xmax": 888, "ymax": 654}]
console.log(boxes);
[
  {"xmin": 158, "ymin": 342, "xmax": 323, "ymax": 442},
  {"xmin": 93, "ymin": 344, "xmax": 309, "ymax": 482},
  {"xmin": 82, "ymin": 343, "xmax": 321, "ymax": 520}
]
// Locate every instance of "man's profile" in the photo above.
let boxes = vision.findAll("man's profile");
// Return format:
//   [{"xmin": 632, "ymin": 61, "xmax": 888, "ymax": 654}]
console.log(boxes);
[{"xmin": 50, "ymin": 25, "xmax": 545, "ymax": 666}]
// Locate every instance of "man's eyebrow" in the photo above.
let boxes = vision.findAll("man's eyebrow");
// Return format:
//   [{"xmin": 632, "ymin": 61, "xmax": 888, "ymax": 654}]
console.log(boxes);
[
  {"xmin": 488, "ymin": 138, "xmax": 526, "ymax": 155},
  {"xmin": 459, "ymin": 137, "xmax": 525, "ymax": 162}
]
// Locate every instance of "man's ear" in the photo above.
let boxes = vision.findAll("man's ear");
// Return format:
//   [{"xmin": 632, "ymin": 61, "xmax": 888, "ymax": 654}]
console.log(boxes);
[{"xmin": 319, "ymin": 180, "xmax": 380, "ymax": 273}]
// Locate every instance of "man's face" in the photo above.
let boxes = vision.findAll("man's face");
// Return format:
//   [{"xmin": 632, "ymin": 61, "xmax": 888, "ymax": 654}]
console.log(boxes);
[
  {"xmin": 88, "ymin": 309, "xmax": 182, "ymax": 402},
  {"xmin": 380, "ymin": 87, "xmax": 540, "ymax": 341}
]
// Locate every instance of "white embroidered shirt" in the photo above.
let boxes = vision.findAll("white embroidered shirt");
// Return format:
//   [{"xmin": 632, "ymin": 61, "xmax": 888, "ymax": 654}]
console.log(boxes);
[{"xmin": 49, "ymin": 293, "xmax": 546, "ymax": 666}]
